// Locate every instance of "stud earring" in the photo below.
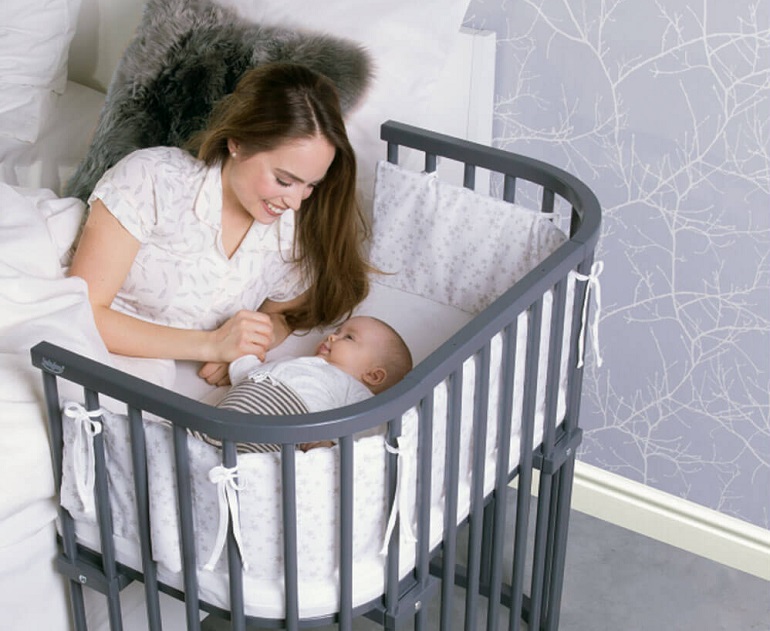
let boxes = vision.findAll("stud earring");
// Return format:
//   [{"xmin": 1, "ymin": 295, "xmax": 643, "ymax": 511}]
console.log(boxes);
[{"xmin": 231, "ymin": 151, "xmax": 237, "ymax": 158}]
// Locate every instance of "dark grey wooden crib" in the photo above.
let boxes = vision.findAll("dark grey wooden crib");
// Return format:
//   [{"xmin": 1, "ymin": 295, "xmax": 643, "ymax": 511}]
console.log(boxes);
[{"xmin": 32, "ymin": 120, "xmax": 601, "ymax": 631}]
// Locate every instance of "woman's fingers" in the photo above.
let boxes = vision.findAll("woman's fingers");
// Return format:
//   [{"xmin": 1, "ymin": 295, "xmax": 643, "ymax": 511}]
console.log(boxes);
[{"xmin": 215, "ymin": 310, "xmax": 274, "ymax": 361}]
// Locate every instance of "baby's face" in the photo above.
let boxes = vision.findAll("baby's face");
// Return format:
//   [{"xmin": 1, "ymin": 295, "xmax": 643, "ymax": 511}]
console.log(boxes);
[{"xmin": 315, "ymin": 317, "xmax": 388, "ymax": 381}]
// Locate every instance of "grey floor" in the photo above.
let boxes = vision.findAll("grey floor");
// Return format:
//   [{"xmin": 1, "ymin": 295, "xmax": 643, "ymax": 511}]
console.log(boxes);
[{"xmin": 202, "ymin": 504, "xmax": 770, "ymax": 631}]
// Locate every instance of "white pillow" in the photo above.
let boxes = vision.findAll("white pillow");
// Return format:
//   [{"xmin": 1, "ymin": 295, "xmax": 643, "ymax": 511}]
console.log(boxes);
[
  {"xmin": 0, "ymin": 0, "xmax": 81, "ymax": 93},
  {"xmin": 216, "ymin": 0, "xmax": 472, "ymax": 207},
  {"xmin": 369, "ymin": 160, "xmax": 569, "ymax": 314},
  {"xmin": 0, "ymin": 0, "xmax": 82, "ymax": 142}
]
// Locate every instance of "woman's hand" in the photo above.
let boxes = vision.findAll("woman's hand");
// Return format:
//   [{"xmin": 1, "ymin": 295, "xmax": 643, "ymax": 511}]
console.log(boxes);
[{"xmin": 209, "ymin": 309, "xmax": 275, "ymax": 363}]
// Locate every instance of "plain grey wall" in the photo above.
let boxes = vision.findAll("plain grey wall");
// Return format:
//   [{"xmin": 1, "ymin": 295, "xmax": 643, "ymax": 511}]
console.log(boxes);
[{"xmin": 464, "ymin": 0, "xmax": 770, "ymax": 529}]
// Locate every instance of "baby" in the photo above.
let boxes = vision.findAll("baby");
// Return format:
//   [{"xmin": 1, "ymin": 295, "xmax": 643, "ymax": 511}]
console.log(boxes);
[{"xmin": 194, "ymin": 316, "xmax": 413, "ymax": 453}]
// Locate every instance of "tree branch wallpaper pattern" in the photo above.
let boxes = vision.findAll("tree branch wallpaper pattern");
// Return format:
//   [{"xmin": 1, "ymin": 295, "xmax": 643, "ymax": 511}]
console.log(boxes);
[{"xmin": 465, "ymin": 0, "xmax": 769, "ymax": 528}]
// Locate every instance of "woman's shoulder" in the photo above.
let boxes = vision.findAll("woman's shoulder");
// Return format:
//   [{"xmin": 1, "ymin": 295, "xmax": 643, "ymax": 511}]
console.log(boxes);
[{"xmin": 119, "ymin": 146, "xmax": 203, "ymax": 172}]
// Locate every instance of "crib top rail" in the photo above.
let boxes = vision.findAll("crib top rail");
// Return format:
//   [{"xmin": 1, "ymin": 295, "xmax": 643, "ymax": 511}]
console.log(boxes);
[{"xmin": 380, "ymin": 120, "xmax": 601, "ymax": 249}]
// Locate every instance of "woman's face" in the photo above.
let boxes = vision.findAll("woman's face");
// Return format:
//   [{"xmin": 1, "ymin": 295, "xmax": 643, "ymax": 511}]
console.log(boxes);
[{"xmin": 225, "ymin": 134, "xmax": 336, "ymax": 225}]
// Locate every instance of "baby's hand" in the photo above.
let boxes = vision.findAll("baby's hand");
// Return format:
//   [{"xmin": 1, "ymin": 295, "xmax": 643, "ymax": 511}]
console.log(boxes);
[{"xmin": 198, "ymin": 361, "xmax": 230, "ymax": 387}]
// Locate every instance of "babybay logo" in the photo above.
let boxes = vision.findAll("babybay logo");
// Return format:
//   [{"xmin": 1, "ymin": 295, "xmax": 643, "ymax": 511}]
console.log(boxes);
[{"xmin": 41, "ymin": 358, "xmax": 65, "ymax": 375}]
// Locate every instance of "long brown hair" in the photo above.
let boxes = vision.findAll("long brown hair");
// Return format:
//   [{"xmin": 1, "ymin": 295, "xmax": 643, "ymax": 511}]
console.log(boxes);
[{"xmin": 190, "ymin": 62, "xmax": 370, "ymax": 330}]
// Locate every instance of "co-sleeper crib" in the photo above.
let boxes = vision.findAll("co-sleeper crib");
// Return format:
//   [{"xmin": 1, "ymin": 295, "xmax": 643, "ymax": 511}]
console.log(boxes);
[{"xmin": 31, "ymin": 120, "xmax": 602, "ymax": 631}]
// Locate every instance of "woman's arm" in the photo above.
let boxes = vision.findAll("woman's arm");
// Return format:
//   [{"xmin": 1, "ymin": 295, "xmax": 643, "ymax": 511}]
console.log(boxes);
[{"xmin": 69, "ymin": 200, "xmax": 274, "ymax": 362}]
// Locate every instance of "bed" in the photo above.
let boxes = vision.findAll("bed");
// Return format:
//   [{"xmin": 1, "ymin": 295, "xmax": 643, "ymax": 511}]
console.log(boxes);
[{"xmin": 0, "ymin": 1, "xmax": 602, "ymax": 630}]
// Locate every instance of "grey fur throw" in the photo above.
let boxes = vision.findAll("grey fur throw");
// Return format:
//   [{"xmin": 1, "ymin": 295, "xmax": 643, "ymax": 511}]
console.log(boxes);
[{"xmin": 64, "ymin": 0, "xmax": 372, "ymax": 202}]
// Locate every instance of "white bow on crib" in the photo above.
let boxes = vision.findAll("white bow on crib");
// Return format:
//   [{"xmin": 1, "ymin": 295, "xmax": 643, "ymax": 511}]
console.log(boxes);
[
  {"xmin": 380, "ymin": 436, "xmax": 417, "ymax": 555},
  {"xmin": 573, "ymin": 261, "xmax": 604, "ymax": 369},
  {"xmin": 63, "ymin": 401, "xmax": 104, "ymax": 518},
  {"xmin": 205, "ymin": 465, "xmax": 249, "ymax": 572}
]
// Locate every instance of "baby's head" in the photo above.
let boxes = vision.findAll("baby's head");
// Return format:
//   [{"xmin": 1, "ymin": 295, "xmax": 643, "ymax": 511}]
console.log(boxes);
[{"xmin": 315, "ymin": 316, "xmax": 413, "ymax": 394}]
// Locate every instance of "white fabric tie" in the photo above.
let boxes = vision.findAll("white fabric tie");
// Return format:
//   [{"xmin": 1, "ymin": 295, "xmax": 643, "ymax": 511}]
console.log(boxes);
[
  {"xmin": 380, "ymin": 437, "xmax": 417, "ymax": 555},
  {"xmin": 63, "ymin": 401, "xmax": 104, "ymax": 518},
  {"xmin": 204, "ymin": 465, "xmax": 249, "ymax": 572},
  {"xmin": 250, "ymin": 372, "xmax": 280, "ymax": 387},
  {"xmin": 573, "ymin": 261, "xmax": 604, "ymax": 368}
]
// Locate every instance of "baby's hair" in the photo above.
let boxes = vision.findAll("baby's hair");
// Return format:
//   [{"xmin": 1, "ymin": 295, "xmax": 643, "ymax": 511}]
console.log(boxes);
[{"xmin": 371, "ymin": 317, "xmax": 413, "ymax": 390}]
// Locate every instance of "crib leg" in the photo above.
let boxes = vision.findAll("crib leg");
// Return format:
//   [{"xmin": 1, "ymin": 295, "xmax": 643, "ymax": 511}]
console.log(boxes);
[{"xmin": 68, "ymin": 580, "xmax": 89, "ymax": 631}]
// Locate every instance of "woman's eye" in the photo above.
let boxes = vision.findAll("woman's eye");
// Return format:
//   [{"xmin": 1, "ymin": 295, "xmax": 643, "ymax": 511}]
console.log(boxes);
[{"xmin": 277, "ymin": 178, "xmax": 291, "ymax": 188}]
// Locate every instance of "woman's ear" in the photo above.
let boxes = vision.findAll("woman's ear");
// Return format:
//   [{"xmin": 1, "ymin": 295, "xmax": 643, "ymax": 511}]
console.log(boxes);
[
  {"xmin": 227, "ymin": 138, "xmax": 240, "ymax": 157},
  {"xmin": 363, "ymin": 367, "xmax": 387, "ymax": 392}
]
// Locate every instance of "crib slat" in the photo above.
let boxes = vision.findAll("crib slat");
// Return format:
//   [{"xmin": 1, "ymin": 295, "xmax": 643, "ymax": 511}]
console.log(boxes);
[
  {"xmin": 172, "ymin": 425, "xmax": 202, "ymax": 631},
  {"xmin": 222, "ymin": 441, "xmax": 246, "ymax": 631},
  {"xmin": 541, "ymin": 188, "xmax": 555, "ymax": 214},
  {"xmin": 86, "ymin": 389, "xmax": 124, "ymax": 631},
  {"xmin": 383, "ymin": 416, "xmax": 403, "ymax": 620},
  {"xmin": 463, "ymin": 163, "xmax": 476, "ymax": 189},
  {"xmin": 414, "ymin": 392, "xmax": 434, "ymax": 631},
  {"xmin": 339, "ymin": 434, "xmax": 355, "ymax": 631},
  {"xmin": 528, "ymin": 280, "xmax": 568, "ymax": 631},
  {"xmin": 425, "ymin": 153, "xmax": 437, "ymax": 173},
  {"xmin": 507, "ymin": 300, "xmax": 543, "ymax": 631},
  {"xmin": 544, "ymin": 257, "xmax": 596, "ymax": 630},
  {"xmin": 503, "ymin": 175, "xmax": 517, "ymax": 203},
  {"xmin": 280, "ymin": 444, "xmax": 300, "ymax": 631},
  {"xmin": 44, "ymin": 374, "xmax": 89, "ymax": 631},
  {"xmin": 485, "ymin": 321, "xmax": 520, "ymax": 631},
  {"xmin": 127, "ymin": 406, "xmax": 163, "ymax": 630},
  {"xmin": 464, "ymin": 342, "xmax": 492, "ymax": 630},
  {"xmin": 439, "ymin": 366, "xmax": 464, "ymax": 631}
]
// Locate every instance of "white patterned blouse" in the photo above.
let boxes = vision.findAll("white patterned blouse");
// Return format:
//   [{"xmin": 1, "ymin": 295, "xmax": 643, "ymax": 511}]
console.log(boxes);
[{"xmin": 89, "ymin": 147, "xmax": 306, "ymax": 330}]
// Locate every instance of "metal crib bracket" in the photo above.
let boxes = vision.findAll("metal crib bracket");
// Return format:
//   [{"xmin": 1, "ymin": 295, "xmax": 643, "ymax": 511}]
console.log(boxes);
[
  {"xmin": 56, "ymin": 554, "xmax": 132, "ymax": 596},
  {"xmin": 532, "ymin": 427, "xmax": 583, "ymax": 475},
  {"xmin": 363, "ymin": 575, "xmax": 440, "ymax": 629}
]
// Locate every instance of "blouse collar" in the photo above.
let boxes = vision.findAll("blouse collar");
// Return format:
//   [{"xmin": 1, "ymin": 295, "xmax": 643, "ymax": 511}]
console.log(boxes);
[{"xmin": 194, "ymin": 161, "xmax": 297, "ymax": 254}]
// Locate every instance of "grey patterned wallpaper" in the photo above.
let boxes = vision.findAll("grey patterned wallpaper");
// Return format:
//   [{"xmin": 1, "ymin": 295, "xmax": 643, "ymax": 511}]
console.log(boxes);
[{"xmin": 464, "ymin": 0, "xmax": 769, "ymax": 529}]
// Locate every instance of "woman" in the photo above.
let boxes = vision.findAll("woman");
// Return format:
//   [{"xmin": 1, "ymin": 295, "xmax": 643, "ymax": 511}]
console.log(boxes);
[{"xmin": 68, "ymin": 62, "xmax": 370, "ymax": 386}]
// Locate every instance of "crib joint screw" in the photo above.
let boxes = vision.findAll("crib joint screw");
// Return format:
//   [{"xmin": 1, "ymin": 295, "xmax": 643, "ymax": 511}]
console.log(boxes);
[
  {"xmin": 415, "ymin": 601, "xmax": 422, "ymax": 612},
  {"xmin": 78, "ymin": 574, "xmax": 87, "ymax": 584}
]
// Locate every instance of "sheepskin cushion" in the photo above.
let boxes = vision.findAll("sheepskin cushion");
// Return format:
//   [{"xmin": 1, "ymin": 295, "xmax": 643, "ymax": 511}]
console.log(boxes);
[{"xmin": 64, "ymin": 0, "xmax": 372, "ymax": 202}]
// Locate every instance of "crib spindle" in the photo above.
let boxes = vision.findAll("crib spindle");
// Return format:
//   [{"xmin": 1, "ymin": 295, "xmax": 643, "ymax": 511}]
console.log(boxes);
[
  {"xmin": 463, "ymin": 163, "xmax": 476, "ymax": 190},
  {"xmin": 528, "ymin": 280, "xmax": 569, "ymax": 631},
  {"xmin": 414, "ymin": 392, "xmax": 434, "ymax": 631},
  {"xmin": 425, "ymin": 153, "xmax": 437, "ymax": 173},
  {"xmin": 439, "ymin": 366, "xmax": 464, "ymax": 631},
  {"xmin": 221, "ymin": 440, "xmax": 246, "ymax": 631},
  {"xmin": 338, "ymin": 433, "xmax": 355, "ymax": 631},
  {"xmin": 172, "ymin": 424, "xmax": 202, "ymax": 631},
  {"xmin": 503, "ymin": 175, "xmax": 517, "ymax": 203},
  {"xmin": 280, "ymin": 444, "xmax": 300, "ymax": 631},
  {"xmin": 87, "ymin": 389, "xmax": 125, "ymax": 631},
  {"xmin": 44, "ymin": 373, "xmax": 90, "ymax": 630},
  {"xmin": 464, "ymin": 342, "xmax": 492, "ymax": 630},
  {"xmin": 382, "ymin": 415, "xmax": 403, "ymax": 622},
  {"xmin": 486, "ymin": 319, "xmax": 522, "ymax": 631},
  {"xmin": 508, "ymin": 299, "xmax": 544, "ymax": 631},
  {"xmin": 127, "ymin": 406, "xmax": 163, "ymax": 630}
]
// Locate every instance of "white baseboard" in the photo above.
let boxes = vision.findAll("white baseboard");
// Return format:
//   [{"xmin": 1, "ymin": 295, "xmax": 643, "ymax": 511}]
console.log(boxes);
[{"xmin": 567, "ymin": 462, "xmax": 770, "ymax": 581}]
